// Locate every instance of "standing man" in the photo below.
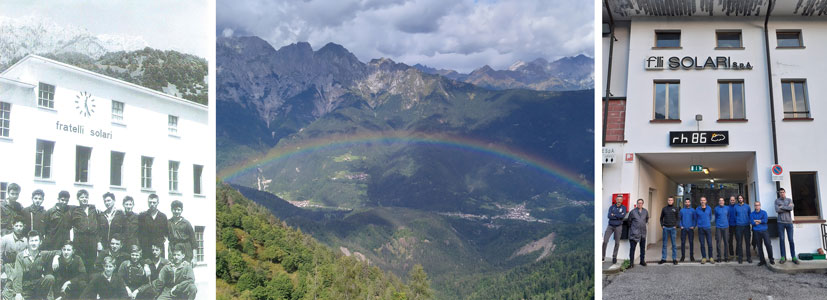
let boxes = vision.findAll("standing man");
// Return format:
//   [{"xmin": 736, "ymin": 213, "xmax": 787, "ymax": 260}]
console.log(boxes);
[
  {"xmin": 168, "ymin": 200, "xmax": 198, "ymax": 264},
  {"xmin": 714, "ymin": 197, "xmax": 730, "ymax": 263},
  {"xmin": 98, "ymin": 192, "xmax": 125, "ymax": 250},
  {"xmin": 696, "ymin": 197, "xmax": 714, "ymax": 264},
  {"xmin": 659, "ymin": 197, "xmax": 679, "ymax": 265},
  {"xmin": 734, "ymin": 195, "xmax": 752, "ymax": 264},
  {"xmin": 71, "ymin": 189, "xmax": 101, "ymax": 272},
  {"xmin": 727, "ymin": 196, "xmax": 737, "ymax": 260},
  {"xmin": 751, "ymin": 201, "xmax": 775, "ymax": 266},
  {"xmin": 22, "ymin": 189, "xmax": 47, "ymax": 235},
  {"xmin": 122, "ymin": 196, "xmax": 140, "ymax": 249},
  {"xmin": 43, "ymin": 191, "xmax": 73, "ymax": 251},
  {"xmin": 1, "ymin": 183, "xmax": 23, "ymax": 236},
  {"xmin": 679, "ymin": 198, "xmax": 696, "ymax": 262},
  {"xmin": 1, "ymin": 218, "xmax": 27, "ymax": 265},
  {"xmin": 602, "ymin": 195, "xmax": 627, "ymax": 264},
  {"xmin": 776, "ymin": 188, "xmax": 798, "ymax": 265},
  {"xmin": 139, "ymin": 194, "xmax": 168, "ymax": 259},
  {"xmin": 628, "ymin": 199, "xmax": 649, "ymax": 268}
]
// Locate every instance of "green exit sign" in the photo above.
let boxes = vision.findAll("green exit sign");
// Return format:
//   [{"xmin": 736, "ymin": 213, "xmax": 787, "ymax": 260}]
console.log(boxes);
[{"xmin": 690, "ymin": 165, "xmax": 703, "ymax": 172}]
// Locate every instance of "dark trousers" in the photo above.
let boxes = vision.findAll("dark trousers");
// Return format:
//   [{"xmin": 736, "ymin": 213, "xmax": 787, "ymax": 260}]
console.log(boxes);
[
  {"xmin": 75, "ymin": 234, "xmax": 98, "ymax": 272},
  {"xmin": 754, "ymin": 230, "xmax": 774, "ymax": 263},
  {"xmin": 728, "ymin": 225, "xmax": 736, "ymax": 256},
  {"xmin": 698, "ymin": 228, "xmax": 713, "ymax": 259},
  {"xmin": 23, "ymin": 274, "xmax": 55, "ymax": 300},
  {"xmin": 777, "ymin": 223, "xmax": 796, "ymax": 259},
  {"xmin": 54, "ymin": 277, "xmax": 84, "ymax": 300},
  {"xmin": 602, "ymin": 225, "xmax": 622, "ymax": 259},
  {"xmin": 735, "ymin": 225, "xmax": 751, "ymax": 261},
  {"xmin": 629, "ymin": 238, "xmax": 646, "ymax": 264},
  {"xmin": 715, "ymin": 227, "xmax": 729, "ymax": 260},
  {"xmin": 680, "ymin": 228, "xmax": 694, "ymax": 259}
]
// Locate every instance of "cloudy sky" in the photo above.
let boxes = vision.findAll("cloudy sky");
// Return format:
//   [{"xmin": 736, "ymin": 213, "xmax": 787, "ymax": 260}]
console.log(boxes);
[
  {"xmin": 0, "ymin": 0, "xmax": 210, "ymax": 58},
  {"xmin": 218, "ymin": 0, "xmax": 593, "ymax": 73}
]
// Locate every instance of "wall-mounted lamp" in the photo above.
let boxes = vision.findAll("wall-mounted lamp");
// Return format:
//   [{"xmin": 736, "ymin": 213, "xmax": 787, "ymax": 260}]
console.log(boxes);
[{"xmin": 703, "ymin": 168, "xmax": 710, "ymax": 174}]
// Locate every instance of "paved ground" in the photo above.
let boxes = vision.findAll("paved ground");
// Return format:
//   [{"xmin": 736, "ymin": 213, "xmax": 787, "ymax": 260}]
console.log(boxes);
[{"xmin": 603, "ymin": 264, "xmax": 827, "ymax": 300}]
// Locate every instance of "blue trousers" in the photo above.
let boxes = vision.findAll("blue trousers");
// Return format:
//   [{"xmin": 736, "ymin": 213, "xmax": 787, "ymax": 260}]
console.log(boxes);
[
  {"xmin": 698, "ymin": 227, "xmax": 713, "ymax": 259},
  {"xmin": 680, "ymin": 228, "xmax": 694, "ymax": 259},
  {"xmin": 662, "ymin": 227, "xmax": 677, "ymax": 260},
  {"xmin": 778, "ymin": 223, "xmax": 796, "ymax": 259}
]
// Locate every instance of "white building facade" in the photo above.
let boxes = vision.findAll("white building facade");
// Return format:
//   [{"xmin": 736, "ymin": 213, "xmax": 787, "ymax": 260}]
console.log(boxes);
[
  {"xmin": 0, "ymin": 55, "xmax": 213, "ymax": 268},
  {"xmin": 603, "ymin": 1, "xmax": 827, "ymax": 261}
]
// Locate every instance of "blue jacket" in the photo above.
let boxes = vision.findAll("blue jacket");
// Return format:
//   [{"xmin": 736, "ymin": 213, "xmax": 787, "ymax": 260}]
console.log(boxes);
[
  {"xmin": 695, "ymin": 206, "xmax": 712, "ymax": 229},
  {"xmin": 750, "ymin": 209, "xmax": 768, "ymax": 231},
  {"xmin": 679, "ymin": 206, "xmax": 696, "ymax": 228},
  {"xmin": 728, "ymin": 204, "xmax": 737, "ymax": 225},
  {"xmin": 714, "ymin": 205, "xmax": 729, "ymax": 228},
  {"xmin": 607, "ymin": 204, "xmax": 627, "ymax": 227},
  {"xmin": 734, "ymin": 203, "xmax": 751, "ymax": 226}
]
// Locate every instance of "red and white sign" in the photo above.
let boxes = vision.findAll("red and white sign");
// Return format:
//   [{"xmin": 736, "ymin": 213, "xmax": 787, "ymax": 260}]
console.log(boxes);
[
  {"xmin": 625, "ymin": 153, "xmax": 634, "ymax": 162},
  {"xmin": 772, "ymin": 164, "xmax": 783, "ymax": 181}
]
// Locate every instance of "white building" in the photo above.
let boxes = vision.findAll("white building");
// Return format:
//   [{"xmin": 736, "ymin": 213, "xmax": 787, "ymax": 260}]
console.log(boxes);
[
  {"xmin": 602, "ymin": 1, "xmax": 827, "ymax": 261},
  {"xmin": 0, "ymin": 55, "xmax": 213, "ymax": 268}
]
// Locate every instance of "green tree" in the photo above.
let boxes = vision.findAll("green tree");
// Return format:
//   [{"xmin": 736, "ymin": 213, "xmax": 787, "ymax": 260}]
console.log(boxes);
[{"xmin": 408, "ymin": 264, "xmax": 432, "ymax": 300}]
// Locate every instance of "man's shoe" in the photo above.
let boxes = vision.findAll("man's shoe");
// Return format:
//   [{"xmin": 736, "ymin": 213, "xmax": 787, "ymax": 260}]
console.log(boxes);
[
  {"xmin": 710, "ymin": 258, "xmax": 716, "ymax": 264},
  {"xmin": 690, "ymin": 257, "xmax": 696, "ymax": 262},
  {"xmin": 738, "ymin": 259, "xmax": 743, "ymax": 264},
  {"xmin": 640, "ymin": 262, "xmax": 647, "ymax": 266},
  {"xmin": 658, "ymin": 260, "xmax": 666, "ymax": 265},
  {"xmin": 701, "ymin": 258, "xmax": 706, "ymax": 264},
  {"xmin": 780, "ymin": 258, "xmax": 786, "ymax": 264},
  {"xmin": 793, "ymin": 258, "xmax": 800, "ymax": 265},
  {"xmin": 770, "ymin": 259, "xmax": 775, "ymax": 265},
  {"xmin": 612, "ymin": 257, "xmax": 617, "ymax": 264},
  {"xmin": 757, "ymin": 261, "xmax": 766, "ymax": 266},
  {"xmin": 673, "ymin": 260, "xmax": 677, "ymax": 265},
  {"xmin": 628, "ymin": 263, "xmax": 634, "ymax": 269},
  {"xmin": 680, "ymin": 256, "xmax": 685, "ymax": 262},
  {"xmin": 747, "ymin": 259, "xmax": 753, "ymax": 263}
]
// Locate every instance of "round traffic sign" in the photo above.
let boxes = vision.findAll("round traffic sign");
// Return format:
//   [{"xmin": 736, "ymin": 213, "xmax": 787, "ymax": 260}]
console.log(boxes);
[{"xmin": 772, "ymin": 164, "xmax": 783, "ymax": 175}]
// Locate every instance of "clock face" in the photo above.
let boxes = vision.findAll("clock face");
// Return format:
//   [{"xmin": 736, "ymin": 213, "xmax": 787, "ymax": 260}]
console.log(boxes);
[{"xmin": 75, "ymin": 91, "xmax": 95, "ymax": 117}]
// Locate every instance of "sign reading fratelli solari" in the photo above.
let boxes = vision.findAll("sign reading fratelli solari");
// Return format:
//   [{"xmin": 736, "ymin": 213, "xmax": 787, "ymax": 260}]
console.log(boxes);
[{"xmin": 645, "ymin": 56, "xmax": 753, "ymax": 70}]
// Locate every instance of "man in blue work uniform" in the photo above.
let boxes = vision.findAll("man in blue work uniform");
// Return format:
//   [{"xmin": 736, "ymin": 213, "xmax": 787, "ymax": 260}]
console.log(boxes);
[
  {"xmin": 727, "ymin": 196, "xmax": 737, "ymax": 260},
  {"xmin": 714, "ymin": 197, "xmax": 730, "ymax": 262},
  {"xmin": 751, "ymin": 201, "xmax": 775, "ymax": 266},
  {"xmin": 734, "ymin": 195, "xmax": 752, "ymax": 264},
  {"xmin": 696, "ymin": 197, "xmax": 714, "ymax": 264},
  {"xmin": 679, "ymin": 198, "xmax": 696, "ymax": 262}
]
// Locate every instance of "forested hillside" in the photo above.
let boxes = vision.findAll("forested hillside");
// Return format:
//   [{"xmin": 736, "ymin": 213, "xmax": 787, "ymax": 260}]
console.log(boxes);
[{"xmin": 217, "ymin": 184, "xmax": 433, "ymax": 300}]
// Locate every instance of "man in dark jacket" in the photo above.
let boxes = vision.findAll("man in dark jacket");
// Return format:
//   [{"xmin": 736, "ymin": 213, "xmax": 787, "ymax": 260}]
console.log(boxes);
[
  {"xmin": 628, "ymin": 199, "xmax": 649, "ymax": 268},
  {"xmin": 602, "ymin": 195, "xmax": 627, "ymax": 264},
  {"xmin": 679, "ymin": 198, "xmax": 696, "ymax": 262},
  {"xmin": 22, "ymin": 189, "xmax": 47, "ymax": 235},
  {"xmin": 98, "ymin": 192, "xmax": 125, "ymax": 250},
  {"xmin": 71, "ymin": 189, "xmax": 101, "ymax": 272},
  {"xmin": 43, "ymin": 191, "xmax": 74, "ymax": 251},
  {"xmin": 659, "ymin": 197, "xmax": 679, "ymax": 265},
  {"xmin": 1, "ymin": 183, "xmax": 23, "ymax": 236},
  {"xmin": 49, "ymin": 240, "xmax": 87, "ymax": 300},
  {"xmin": 122, "ymin": 196, "xmax": 140, "ymax": 249},
  {"xmin": 139, "ymin": 194, "xmax": 168, "ymax": 259}
]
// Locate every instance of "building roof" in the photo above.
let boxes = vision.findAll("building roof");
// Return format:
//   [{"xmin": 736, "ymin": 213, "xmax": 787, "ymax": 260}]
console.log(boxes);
[
  {"xmin": 604, "ymin": 0, "xmax": 827, "ymax": 20},
  {"xmin": 0, "ymin": 54, "xmax": 207, "ymax": 111}
]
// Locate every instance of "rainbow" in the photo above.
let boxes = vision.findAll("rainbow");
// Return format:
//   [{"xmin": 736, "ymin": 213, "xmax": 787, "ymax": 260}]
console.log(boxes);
[{"xmin": 219, "ymin": 131, "xmax": 593, "ymax": 195}]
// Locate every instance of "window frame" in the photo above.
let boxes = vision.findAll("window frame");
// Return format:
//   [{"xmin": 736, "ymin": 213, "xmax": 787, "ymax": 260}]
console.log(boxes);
[
  {"xmin": 776, "ymin": 30, "xmax": 803, "ymax": 48},
  {"xmin": 38, "ymin": 82, "xmax": 56, "ymax": 109},
  {"xmin": 195, "ymin": 226, "xmax": 205, "ymax": 263},
  {"xmin": 715, "ymin": 30, "xmax": 743, "ymax": 49},
  {"xmin": 141, "ymin": 156, "xmax": 154, "ymax": 190},
  {"xmin": 652, "ymin": 80, "xmax": 680, "ymax": 121},
  {"xmin": 112, "ymin": 100, "xmax": 124, "ymax": 122},
  {"xmin": 718, "ymin": 80, "xmax": 746, "ymax": 120},
  {"xmin": 790, "ymin": 172, "xmax": 821, "ymax": 220},
  {"xmin": 75, "ymin": 145, "xmax": 92, "ymax": 183},
  {"xmin": 0, "ymin": 182, "xmax": 7, "ymax": 200},
  {"xmin": 35, "ymin": 139, "xmax": 55, "ymax": 179},
  {"xmin": 781, "ymin": 79, "xmax": 811, "ymax": 119},
  {"xmin": 168, "ymin": 160, "xmax": 180, "ymax": 192},
  {"xmin": 168, "ymin": 115, "xmax": 178, "ymax": 135},
  {"xmin": 654, "ymin": 30, "xmax": 681, "ymax": 48},
  {"xmin": 193, "ymin": 164, "xmax": 203, "ymax": 195},
  {"xmin": 110, "ymin": 151, "xmax": 125, "ymax": 187},
  {"xmin": 0, "ymin": 101, "xmax": 10, "ymax": 138}
]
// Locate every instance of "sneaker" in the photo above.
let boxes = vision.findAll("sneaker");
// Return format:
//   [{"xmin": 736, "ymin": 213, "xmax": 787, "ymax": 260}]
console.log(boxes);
[
  {"xmin": 641, "ymin": 262, "xmax": 647, "ymax": 266},
  {"xmin": 793, "ymin": 258, "xmax": 800, "ymax": 265},
  {"xmin": 758, "ymin": 261, "xmax": 766, "ymax": 266},
  {"xmin": 680, "ymin": 257, "xmax": 685, "ymax": 262},
  {"xmin": 673, "ymin": 260, "xmax": 677, "ymax": 265},
  {"xmin": 780, "ymin": 258, "xmax": 786, "ymax": 264},
  {"xmin": 612, "ymin": 257, "xmax": 617, "ymax": 264},
  {"xmin": 658, "ymin": 260, "xmax": 666, "ymax": 265},
  {"xmin": 701, "ymin": 258, "xmax": 707, "ymax": 264},
  {"xmin": 710, "ymin": 258, "xmax": 716, "ymax": 264}
]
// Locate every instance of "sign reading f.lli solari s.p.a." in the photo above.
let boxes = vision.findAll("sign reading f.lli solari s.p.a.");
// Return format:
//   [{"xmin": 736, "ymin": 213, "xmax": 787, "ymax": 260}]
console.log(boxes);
[{"xmin": 669, "ymin": 131, "xmax": 729, "ymax": 146}]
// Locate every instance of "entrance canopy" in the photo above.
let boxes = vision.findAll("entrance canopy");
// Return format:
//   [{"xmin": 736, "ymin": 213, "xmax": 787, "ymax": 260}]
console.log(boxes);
[{"xmin": 637, "ymin": 152, "xmax": 754, "ymax": 184}]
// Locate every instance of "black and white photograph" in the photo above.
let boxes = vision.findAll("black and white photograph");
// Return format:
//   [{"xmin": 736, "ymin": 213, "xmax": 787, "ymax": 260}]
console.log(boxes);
[{"xmin": 0, "ymin": 1, "xmax": 214, "ymax": 299}]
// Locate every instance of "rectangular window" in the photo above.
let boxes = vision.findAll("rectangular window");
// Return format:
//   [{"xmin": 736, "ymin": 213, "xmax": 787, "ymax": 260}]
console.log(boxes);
[
  {"xmin": 38, "ymin": 82, "xmax": 55, "ymax": 109},
  {"xmin": 719, "ymin": 81, "xmax": 745, "ymax": 119},
  {"xmin": 169, "ymin": 161, "xmax": 179, "ymax": 192},
  {"xmin": 141, "ymin": 156, "xmax": 153, "ymax": 189},
  {"xmin": 112, "ymin": 100, "xmax": 124, "ymax": 121},
  {"xmin": 655, "ymin": 31, "xmax": 680, "ymax": 48},
  {"xmin": 0, "ymin": 182, "xmax": 7, "ymax": 200},
  {"xmin": 777, "ymin": 30, "xmax": 802, "ymax": 47},
  {"xmin": 75, "ymin": 146, "xmax": 92, "ymax": 183},
  {"xmin": 791, "ymin": 172, "xmax": 820, "ymax": 219},
  {"xmin": 195, "ymin": 226, "xmax": 205, "ymax": 262},
  {"xmin": 654, "ymin": 81, "xmax": 679, "ymax": 120},
  {"xmin": 781, "ymin": 80, "xmax": 810, "ymax": 118},
  {"xmin": 110, "ymin": 151, "xmax": 125, "ymax": 186},
  {"xmin": 193, "ymin": 164, "xmax": 203, "ymax": 195},
  {"xmin": 716, "ymin": 31, "xmax": 742, "ymax": 48},
  {"xmin": 35, "ymin": 140, "xmax": 55, "ymax": 179},
  {"xmin": 0, "ymin": 102, "xmax": 10, "ymax": 137},
  {"xmin": 168, "ymin": 115, "xmax": 178, "ymax": 135}
]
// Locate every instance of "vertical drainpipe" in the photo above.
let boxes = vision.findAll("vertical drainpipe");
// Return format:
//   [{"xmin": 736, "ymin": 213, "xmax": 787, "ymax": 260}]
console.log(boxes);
[
  {"xmin": 602, "ymin": 0, "xmax": 615, "ymax": 147},
  {"xmin": 763, "ymin": 0, "xmax": 781, "ymax": 190}
]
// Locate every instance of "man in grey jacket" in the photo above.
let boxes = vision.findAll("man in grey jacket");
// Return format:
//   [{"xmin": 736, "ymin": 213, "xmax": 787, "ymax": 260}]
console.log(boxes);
[
  {"xmin": 628, "ymin": 198, "xmax": 649, "ymax": 268},
  {"xmin": 775, "ymin": 188, "xmax": 799, "ymax": 264}
]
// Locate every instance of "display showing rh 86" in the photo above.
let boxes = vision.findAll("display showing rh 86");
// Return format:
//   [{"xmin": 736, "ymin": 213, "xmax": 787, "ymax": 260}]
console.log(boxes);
[{"xmin": 0, "ymin": 55, "xmax": 210, "ymax": 300}]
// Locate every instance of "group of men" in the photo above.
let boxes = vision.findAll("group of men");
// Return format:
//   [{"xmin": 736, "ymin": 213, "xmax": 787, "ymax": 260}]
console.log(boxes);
[
  {"xmin": 603, "ymin": 188, "xmax": 798, "ymax": 268},
  {"xmin": 0, "ymin": 183, "xmax": 199, "ymax": 300}
]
